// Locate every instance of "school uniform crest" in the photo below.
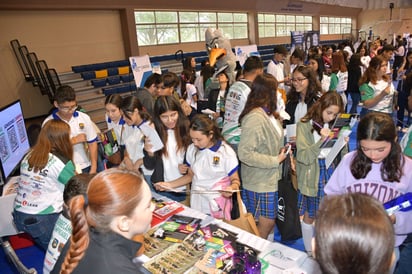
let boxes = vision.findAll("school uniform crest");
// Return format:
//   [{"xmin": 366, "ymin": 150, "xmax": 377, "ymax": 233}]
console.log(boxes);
[{"xmin": 212, "ymin": 156, "xmax": 220, "ymax": 166}]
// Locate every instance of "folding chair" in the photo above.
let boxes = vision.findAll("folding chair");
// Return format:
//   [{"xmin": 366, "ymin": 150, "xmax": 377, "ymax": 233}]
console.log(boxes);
[{"xmin": 0, "ymin": 193, "xmax": 37, "ymax": 274}]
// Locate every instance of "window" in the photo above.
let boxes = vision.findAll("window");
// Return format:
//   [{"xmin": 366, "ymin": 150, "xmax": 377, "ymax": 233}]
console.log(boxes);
[
  {"xmin": 135, "ymin": 11, "xmax": 248, "ymax": 46},
  {"xmin": 258, "ymin": 13, "xmax": 312, "ymax": 38},
  {"xmin": 320, "ymin": 16, "xmax": 352, "ymax": 35}
]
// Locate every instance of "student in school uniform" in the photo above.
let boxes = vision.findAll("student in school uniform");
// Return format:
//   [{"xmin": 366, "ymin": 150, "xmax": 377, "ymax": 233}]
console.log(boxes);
[{"xmin": 43, "ymin": 85, "xmax": 99, "ymax": 174}]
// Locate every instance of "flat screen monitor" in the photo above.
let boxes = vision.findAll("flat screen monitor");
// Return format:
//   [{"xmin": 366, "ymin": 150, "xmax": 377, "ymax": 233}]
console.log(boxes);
[{"xmin": 0, "ymin": 100, "xmax": 30, "ymax": 184}]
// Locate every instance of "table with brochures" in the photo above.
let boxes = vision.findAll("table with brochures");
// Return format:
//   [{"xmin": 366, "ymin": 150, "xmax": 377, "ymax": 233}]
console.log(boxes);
[{"xmin": 139, "ymin": 192, "xmax": 321, "ymax": 274}]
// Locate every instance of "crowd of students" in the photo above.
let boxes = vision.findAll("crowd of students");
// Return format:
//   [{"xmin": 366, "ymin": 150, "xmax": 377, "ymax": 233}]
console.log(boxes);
[{"xmin": 11, "ymin": 38, "xmax": 412, "ymax": 273}]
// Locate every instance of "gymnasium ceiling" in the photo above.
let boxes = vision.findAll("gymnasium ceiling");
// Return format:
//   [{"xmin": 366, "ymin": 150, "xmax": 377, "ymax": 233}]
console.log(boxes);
[{"xmin": 299, "ymin": 0, "xmax": 412, "ymax": 9}]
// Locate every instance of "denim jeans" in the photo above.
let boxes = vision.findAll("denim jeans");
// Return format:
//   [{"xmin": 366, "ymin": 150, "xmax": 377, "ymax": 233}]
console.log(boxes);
[
  {"xmin": 395, "ymin": 234, "xmax": 412, "ymax": 274},
  {"xmin": 12, "ymin": 210, "xmax": 60, "ymax": 251}
]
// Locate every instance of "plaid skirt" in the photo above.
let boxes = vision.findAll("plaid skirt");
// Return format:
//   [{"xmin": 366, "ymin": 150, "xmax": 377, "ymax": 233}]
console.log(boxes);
[
  {"xmin": 298, "ymin": 158, "xmax": 334, "ymax": 218},
  {"xmin": 242, "ymin": 189, "xmax": 278, "ymax": 219}
]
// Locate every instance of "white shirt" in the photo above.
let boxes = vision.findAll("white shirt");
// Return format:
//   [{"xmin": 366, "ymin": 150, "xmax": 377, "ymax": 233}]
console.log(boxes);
[
  {"xmin": 43, "ymin": 214, "xmax": 71, "ymax": 274},
  {"xmin": 163, "ymin": 129, "xmax": 186, "ymax": 191},
  {"xmin": 222, "ymin": 80, "xmax": 251, "ymax": 145},
  {"xmin": 295, "ymin": 102, "xmax": 308, "ymax": 123},
  {"xmin": 267, "ymin": 60, "xmax": 286, "ymax": 90},
  {"xmin": 105, "ymin": 115, "xmax": 134, "ymax": 146},
  {"xmin": 186, "ymin": 141, "xmax": 238, "ymax": 214},
  {"xmin": 123, "ymin": 124, "xmax": 153, "ymax": 176},
  {"xmin": 15, "ymin": 153, "xmax": 75, "ymax": 214},
  {"xmin": 185, "ymin": 83, "xmax": 197, "ymax": 110},
  {"xmin": 368, "ymin": 80, "xmax": 395, "ymax": 113},
  {"xmin": 43, "ymin": 110, "xmax": 98, "ymax": 171}
]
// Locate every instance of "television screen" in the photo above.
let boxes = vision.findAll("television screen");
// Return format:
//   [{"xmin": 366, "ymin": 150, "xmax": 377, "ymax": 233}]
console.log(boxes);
[{"xmin": 0, "ymin": 100, "xmax": 30, "ymax": 184}]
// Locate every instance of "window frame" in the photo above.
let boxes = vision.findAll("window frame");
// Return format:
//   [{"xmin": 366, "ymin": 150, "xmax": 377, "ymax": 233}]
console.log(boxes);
[
  {"xmin": 320, "ymin": 16, "xmax": 352, "ymax": 35},
  {"xmin": 134, "ymin": 10, "xmax": 248, "ymax": 46},
  {"xmin": 257, "ymin": 13, "xmax": 313, "ymax": 38}
]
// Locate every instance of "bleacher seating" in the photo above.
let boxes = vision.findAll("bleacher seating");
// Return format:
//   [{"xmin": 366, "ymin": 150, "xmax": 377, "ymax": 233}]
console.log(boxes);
[
  {"xmin": 107, "ymin": 75, "xmax": 121, "ymax": 85},
  {"xmin": 81, "ymin": 71, "xmax": 96, "ymax": 80},
  {"xmin": 68, "ymin": 39, "xmax": 346, "ymax": 131},
  {"xmin": 102, "ymin": 82, "xmax": 137, "ymax": 96},
  {"xmin": 91, "ymin": 78, "xmax": 106, "ymax": 87},
  {"xmin": 120, "ymin": 73, "xmax": 134, "ymax": 83},
  {"xmin": 72, "ymin": 59, "xmax": 129, "ymax": 73},
  {"xmin": 89, "ymin": 73, "xmax": 134, "ymax": 88}
]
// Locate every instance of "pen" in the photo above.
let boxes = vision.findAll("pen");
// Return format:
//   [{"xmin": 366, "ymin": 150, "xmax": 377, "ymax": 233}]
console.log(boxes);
[{"xmin": 312, "ymin": 120, "xmax": 323, "ymax": 129}]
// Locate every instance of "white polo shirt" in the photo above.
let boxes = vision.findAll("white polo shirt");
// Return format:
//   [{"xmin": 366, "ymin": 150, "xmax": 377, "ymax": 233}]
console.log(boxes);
[
  {"xmin": 43, "ymin": 110, "xmax": 98, "ymax": 171},
  {"xmin": 186, "ymin": 141, "xmax": 239, "ymax": 214}
]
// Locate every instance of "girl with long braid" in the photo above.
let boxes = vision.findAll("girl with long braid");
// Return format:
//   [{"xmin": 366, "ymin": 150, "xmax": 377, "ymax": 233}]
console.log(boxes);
[{"xmin": 52, "ymin": 168, "xmax": 154, "ymax": 274}]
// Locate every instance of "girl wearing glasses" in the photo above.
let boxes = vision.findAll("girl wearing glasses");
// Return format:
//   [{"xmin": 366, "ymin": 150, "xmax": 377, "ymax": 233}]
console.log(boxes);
[{"xmin": 284, "ymin": 66, "xmax": 322, "ymax": 141}]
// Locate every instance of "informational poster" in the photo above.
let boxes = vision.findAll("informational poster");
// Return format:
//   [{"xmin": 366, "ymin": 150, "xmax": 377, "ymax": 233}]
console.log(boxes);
[
  {"xmin": 304, "ymin": 31, "xmax": 320, "ymax": 51},
  {"xmin": 291, "ymin": 30, "xmax": 320, "ymax": 54},
  {"xmin": 235, "ymin": 45, "xmax": 259, "ymax": 67},
  {"xmin": 291, "ymin": 31, "xmax": 304, "ymax": 48},
  {"xmin": 129, "ymin": 55, "xmax": 153, "ymax": 88}
]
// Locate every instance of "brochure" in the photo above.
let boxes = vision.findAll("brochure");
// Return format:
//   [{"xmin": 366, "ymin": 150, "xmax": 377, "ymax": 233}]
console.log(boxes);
[{"xmin": 139, "ymin": 121, "xmax": 164, "ymax": 153}]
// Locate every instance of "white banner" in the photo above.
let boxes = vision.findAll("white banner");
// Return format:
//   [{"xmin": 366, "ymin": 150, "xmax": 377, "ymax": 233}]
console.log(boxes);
[
  {"xmin": 235, "ymin": 45, "xmax": 259, "ymax": 67},
  {"xmin": 129, "ymin": 55, "xmax": 153, "ymax": 88}
]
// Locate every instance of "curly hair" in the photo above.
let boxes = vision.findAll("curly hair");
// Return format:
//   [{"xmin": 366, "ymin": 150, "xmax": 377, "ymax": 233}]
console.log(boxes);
[{"xmin": 350, "ymin": 112, "xmax": 403, "ymax": 182}]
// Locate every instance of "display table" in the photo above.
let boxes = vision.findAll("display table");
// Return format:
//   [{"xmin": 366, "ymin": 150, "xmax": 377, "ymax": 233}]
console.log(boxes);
[{"xmin": 144, "ymin": 192, "xmax": 321, "ymax": 274}]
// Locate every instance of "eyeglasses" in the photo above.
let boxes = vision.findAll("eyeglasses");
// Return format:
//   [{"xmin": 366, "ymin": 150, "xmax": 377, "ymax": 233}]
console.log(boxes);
[
  {"xmin": 291, "ymin": 78, "xmax": 307, "ymax": 83},
  {"xmin": 58, "ymin": 104, "xmax": 78, "ymax": 112}
]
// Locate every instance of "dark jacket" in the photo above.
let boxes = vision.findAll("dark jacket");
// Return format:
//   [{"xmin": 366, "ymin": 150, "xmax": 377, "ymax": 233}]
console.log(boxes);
[
  {"xmin": 52, "ymin": 229, "xmax": 148, "ymax": 274},
  {"xmin": 143, "ymin": 152, "xmax": 187, "ymax": 202},
  {"xmin": 284, "ymin": 96, "xmax": 318, "ymax": 127},
  {"xmin": 346, "ymin": 65, "xmax": 361, "ymax": 94}
]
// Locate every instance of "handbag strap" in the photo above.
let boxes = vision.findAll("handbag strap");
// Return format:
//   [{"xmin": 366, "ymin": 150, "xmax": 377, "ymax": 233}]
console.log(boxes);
[
  {"xmin": 119, "ymin": 125, "xmax": 124, "ymax": 144},
  {"xmin": 236, "ymin": 191, "xmax": 245, "ymax": 214}
]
